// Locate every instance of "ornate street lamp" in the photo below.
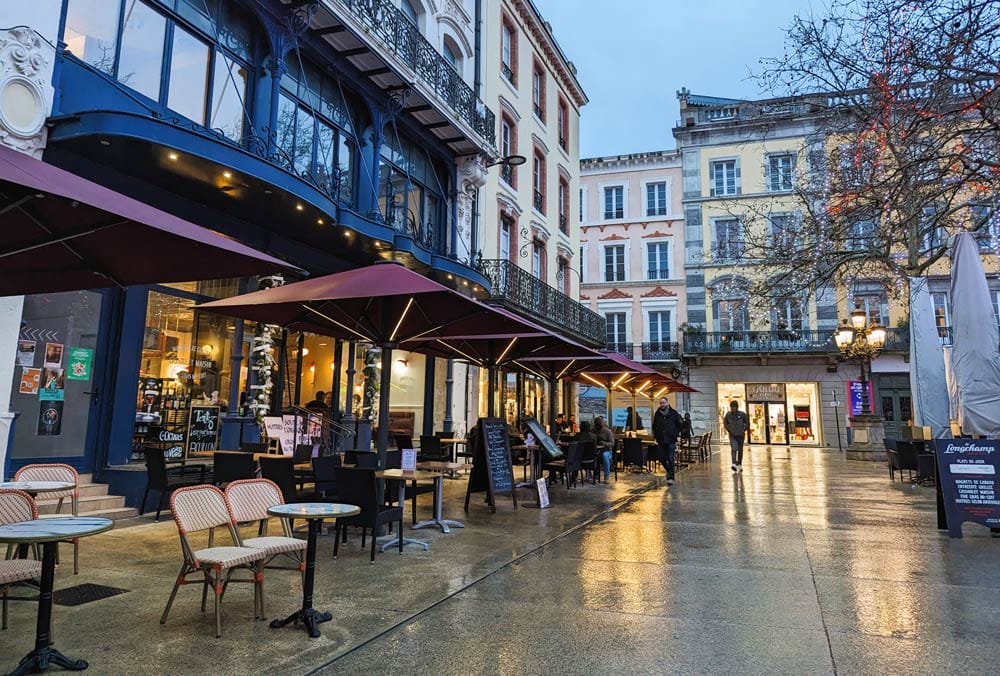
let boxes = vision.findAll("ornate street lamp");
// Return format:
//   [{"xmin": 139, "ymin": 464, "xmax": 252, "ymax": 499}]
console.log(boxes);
[{"xmin": 833, "ymin": 310, "xmax": 886, "ymax": 417}]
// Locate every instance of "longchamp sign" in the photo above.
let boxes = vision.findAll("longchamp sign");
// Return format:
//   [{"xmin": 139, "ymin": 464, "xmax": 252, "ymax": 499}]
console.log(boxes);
[{"xmin": 934, "ymin": 439, "xmax": 1000, "ymax": 537}]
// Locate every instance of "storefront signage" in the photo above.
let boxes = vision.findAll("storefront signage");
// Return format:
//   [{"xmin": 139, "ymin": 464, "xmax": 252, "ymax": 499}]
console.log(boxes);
[
  {"xmin": 193, "ymin": 358, "xmax": 215, "ymax": 369},
  {"xmin": 934, "ymin": 439, "xmax": 1000, "ymax": 537},
  {"xmin": 188, "ymin": 405, "xmax": 221, "ymax": 453},
  {"xmin": 847, "ymin": 381, "xmax": 875, "ymax": 418},
  {"xmin": 66, "ymin": 347, "xmax": 93, "ymax": 381},
  {"xmin": 745, "ymin": 383, "xmax": 786, "ymax": 402}
]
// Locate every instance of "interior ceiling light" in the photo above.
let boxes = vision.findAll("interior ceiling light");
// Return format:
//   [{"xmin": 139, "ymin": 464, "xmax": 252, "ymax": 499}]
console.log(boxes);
[
  {"xmin": 295, "ymin": 204, "xmax": 304, "ymax": 211},
  {"xmin": 168, "ymin": 152, "xmax": 179, "ymax": 161}
]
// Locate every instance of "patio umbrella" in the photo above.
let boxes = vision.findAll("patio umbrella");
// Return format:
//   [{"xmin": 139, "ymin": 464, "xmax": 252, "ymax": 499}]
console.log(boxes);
[
  {"xmin": 948, "ymin": 232, "xmax": 1000, "ymax": 437},
  {"xmin": 197, "ymin": 261, "xmax": 546, "ymax": 459},
  {"xmin": 908, "ymin": 277, "xmax": 950, "ymax": 437},
  {"xmin": 0, "ymin": 144, "xmax": 291, "ymax": 294}
]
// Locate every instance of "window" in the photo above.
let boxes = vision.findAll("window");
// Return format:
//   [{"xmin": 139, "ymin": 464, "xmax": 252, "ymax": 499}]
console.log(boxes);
[
  {"xmin": 579, "ymin": 245, "xmax": 586, "ymax": 283},
  {"xmin": 714, "ymin": 218, "xmax": 744, "ymax": 260},
  {"xmin": 648, "ymin": 310, "xmax": 671, "ymax": 345},
  {"xmin": 443, "ymin": 41, "xmax": 459, "ymax": 73},
  {"xmin": 557, "ymin": 258, "xmax": 570, "ymax": 295},
  {"xmin": 710, "ymin": 159, "xmax": 738, "ymax": 196},
  {"xmin": 532, "ymin": 64, "xmax": 545, "ymax": 121},
  {"xmin": 771, "ymin": 298, "xmax": 804, "ymax": 332},
  {"xmin": 852, "ymin": 292, "xmax": 885, "ymax": 325},
  {"xmin": 500, "ymin": 19, "xmax": 516, "ymax": 85},
  {"xmin": 838, "ymin": 142, "xmax": 877, "ymax": 187},
  {"xmin": 558, "ymin": 179, "xmax": 569, "ymax": 234},
  {"xmin": 65, "ymin": 0, "xmax": 253, "ymax": 142},
  {"xmin": 716, "ymin": 298, "xmax": 749, "ymax": 332},
  {"xmin": 921, "ymin": 205, "xmax": 945, "ymax": 254},
  {"xmin": 971, "ymin": 204, "xmax": 997, "ymax": 251},
  {"xmin": 604, "ymin": 245, "xmax": 625, "ymax": 282},
  {"xmin": 767, "ymin": 154, "xmax": 795, "ymax": 192},
  {"xmin": 770, "ymin": 213, "xmax": 799, "ymax": 254},
  {"xmin": 400, "ymin": 0, "xmax": 419, "ymax": 25},
  {"xmin": 605, "ymin": 313, "xmax": 627, "ymax": 348},
  {"xmin": 499, "ymin": 218, "xmax": 512, "ymax": 261},
  {"xmin": 603, "ymin": 186, "xmax": 624, "ymax": 220},
  {"xmin": 646, "ymin": 182, "xmax": 667, "ymax": 217},
  {"xmin": 379, "ymin": 128, "xmax": 446, "ymax": 237},
  {"xmin": 578, "ymin": 187, "xmax": 585, "ymax": 223},
  {"xmin": 931, "ymin": 292, "xmax": 950, "ymax": 338},
  {"xmin": 499, "ymin": 116, "xmax": 515, "ymax": 187},
  {"xmin": 531, "ymin": 241, "xmax": 544, "ymax": 279},
  {"xmin": 847, "ymin": 217, "xmax": 875, "ymax": 250},
  {"xmin": 646, "ymin": 242, "xmax": 670, "ymax": 280},
  {"xmin": 557, "ymin": 99, "xmax": 568, "ymax": 150},
  {"xmin": 533, "ymin": 153, "xmax": 545, "ymax": 213}
]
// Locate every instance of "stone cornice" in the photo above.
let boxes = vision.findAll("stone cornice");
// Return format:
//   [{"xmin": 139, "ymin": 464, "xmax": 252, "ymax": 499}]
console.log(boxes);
[{"xmin": 509, "ymin": 0, "xmax": 588, "ymax": 108}]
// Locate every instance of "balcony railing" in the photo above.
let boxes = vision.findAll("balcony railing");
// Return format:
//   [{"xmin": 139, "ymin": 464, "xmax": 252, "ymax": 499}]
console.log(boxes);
[
  {"xmin": 501, "ymin": 61, "xmax": 514, "ymax": 85},
  {"xmin": 500, "ymin": 163, "xmax": 514, "ymax": 186},
  {"xmin": 533, "ymin": 190, "xmax": 544, "ymax": 212},
  {"xmin": 642, "ymin": 342, "xmax": 680, "ymax": 361},
  {"xmin": 682, "ymin": 329, "xmax": 910, "ymax": 355},
  {"xmin": 478, "ymin": 258, "xmax": 605, "ymax": 347},
  {"xmin": 605, "ymin": 342, "xmax": 634, "ymax": 358},
  {"xmin": 559, "ymin": 213, "xmax": 567, "ymax": 233},
  {"xmin": 533, "ymin": 103, "xmax": 545, "ymax": 121},
  {"xmin": 335, "ymin": 0, "xmax": 496, "ymax": 146}
]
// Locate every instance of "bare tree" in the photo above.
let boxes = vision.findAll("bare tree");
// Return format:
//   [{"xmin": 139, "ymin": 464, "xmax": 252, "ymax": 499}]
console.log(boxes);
[{"xmin": 737, "ymin": 0, "xmax": 1000, "ymax": 311}]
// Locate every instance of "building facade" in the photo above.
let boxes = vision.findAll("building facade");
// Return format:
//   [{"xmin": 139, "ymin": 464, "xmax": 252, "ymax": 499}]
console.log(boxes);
[{"xmin": 0, "ymin": 0, "xmax": 498, "ymax": 501}]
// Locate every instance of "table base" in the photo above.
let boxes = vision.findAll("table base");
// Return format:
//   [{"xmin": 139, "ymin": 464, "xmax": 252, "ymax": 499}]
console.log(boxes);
[
  {"xmin": 268, "ymin": 607, "xmax": 331, "ymax": 639},
  {"xmin": 411, "ymin": 518, "xmax": 464, "ymax": 533},
  {"xmin": 8, "ymin": 644, "xmax": 88, "ymax": 675},
  {"xmin": 377, "ymin": 535, "xmax": 429, "ymax": 553}
]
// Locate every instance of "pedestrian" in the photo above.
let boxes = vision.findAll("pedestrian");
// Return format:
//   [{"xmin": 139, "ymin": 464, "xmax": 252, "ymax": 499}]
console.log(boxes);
[
  {"xmin": 723, "ymin": 400, "xmax": 750, "ymax": 472},
  {"xmin": 652, "ymin": 397, "xmax": 682, "ymax": 486},
  {"xmin": 680, "ymin": 412, "xmax": 692, "ymax": 445},
  {"xmin": 592, "ymin": 416, "xmax": 615, "ymax": 483},
  {"xmin": 625, "ymin": 406, "xmax": 643, "ymax": 432}
]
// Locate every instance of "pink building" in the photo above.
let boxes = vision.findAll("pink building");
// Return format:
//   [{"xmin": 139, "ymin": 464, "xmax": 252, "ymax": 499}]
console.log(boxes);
[{"xmin": 579, "ymin": 150, "xmax": 686, "ymax": 370}]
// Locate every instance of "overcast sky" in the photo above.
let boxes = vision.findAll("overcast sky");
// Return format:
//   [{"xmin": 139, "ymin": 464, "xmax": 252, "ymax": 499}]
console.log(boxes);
[{"xmin": 531, "ymin": 0, "xmax": 818, "ymax": 158}]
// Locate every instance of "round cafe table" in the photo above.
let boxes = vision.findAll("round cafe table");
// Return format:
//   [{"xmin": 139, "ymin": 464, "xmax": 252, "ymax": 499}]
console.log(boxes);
[
  {"xmin": 0, "ymin": 517, "xmax": 113, "ymax": 675},
  {"xmin": 266, "ymin": 503, "xmax": 359, "ymax": 638},
  {"xmin": 0, "ymin": 480, "xmax": 75, "ymax": 497}
]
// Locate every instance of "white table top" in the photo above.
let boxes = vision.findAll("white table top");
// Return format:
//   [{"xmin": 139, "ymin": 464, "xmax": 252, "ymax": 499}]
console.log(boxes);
[
  {"xmin": 376, "ymin": 469, "xmax": 439, "ymax": 482},
  {"xmin": 268, "ymin": 503, "xmax": 360, "ymax": 519},
  {"xmin": 0, "ymin": 481, "xmax": 75, "ymax": 494},
  {"xmin": 416, "ymin": 461, "xmax": 464, "ymax": 472},
  {"xmin": 0, "ymin": 516, "xmax": 112, "ymax": 543}
]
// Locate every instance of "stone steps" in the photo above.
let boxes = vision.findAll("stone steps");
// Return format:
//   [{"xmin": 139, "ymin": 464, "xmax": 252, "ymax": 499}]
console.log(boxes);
[{"xmin": 34, "ymin": 476, "xmax": 138, "ymax": 521}]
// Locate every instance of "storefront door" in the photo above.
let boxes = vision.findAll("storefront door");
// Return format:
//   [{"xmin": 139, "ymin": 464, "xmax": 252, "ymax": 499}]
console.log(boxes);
[
  {"xmin": 747, "ymin": 402, "xmax": 788, "ymax": 445},
  {"xmin": 876, "ymin": 375, "xmax": 912, "ymax": 440}
]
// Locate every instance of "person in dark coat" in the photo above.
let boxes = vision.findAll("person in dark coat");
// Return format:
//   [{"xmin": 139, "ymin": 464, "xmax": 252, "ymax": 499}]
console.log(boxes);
[
  {"xmin": 625, "ymin": 406, "xmax": 644, "ymax": 431},
  {"xmin": 652, "ymin": 397, "xmax": 682, "ymax": 486}
]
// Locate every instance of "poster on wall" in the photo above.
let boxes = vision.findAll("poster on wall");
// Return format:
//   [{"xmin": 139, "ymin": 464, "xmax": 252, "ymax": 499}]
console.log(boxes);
[
  {"xmin": 39, "ymin": 368, "xmax": 65, "ymax": 401},
  {"xmin": 16, "ymin": 340, "xmax": 36, "ymax": 367},
  {"xmin": 37, "ymin": 400, "xmax": 63, "ymax": 436},
  {"xmin": 66, "ymin": 347, "xmax": 93, "ymax": 381},
  {"xmin": 19, "ymin": 368, "xmax": 41, "ymax": 395},
  {"xmin": 847, "ymin": 381, "xmax": 875, "ymax": 418},
  {"xmin": 43, "ymin": 343, "xmax": 63, "ymax": 368}
]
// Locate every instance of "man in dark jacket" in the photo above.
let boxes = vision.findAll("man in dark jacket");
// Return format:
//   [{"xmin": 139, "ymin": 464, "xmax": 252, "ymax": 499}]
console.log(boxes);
[{"xmin": 652, "ymin": 397, "xmax": 682, "ymax": 486}]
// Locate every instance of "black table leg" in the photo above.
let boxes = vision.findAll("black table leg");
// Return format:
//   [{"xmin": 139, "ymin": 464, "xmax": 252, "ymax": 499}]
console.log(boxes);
[
  {"xmin": 269, "ymin": 519, "xmax": 331, "ymax": 638},
  {"xmin": 9, "ymin": 542, "xmax": 88, "ymax": 675}
]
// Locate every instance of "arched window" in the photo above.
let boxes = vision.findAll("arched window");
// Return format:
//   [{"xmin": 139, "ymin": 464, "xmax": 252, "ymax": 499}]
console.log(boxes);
[
  {"xmin": 400, "ymin": 0, "xmax": 419, "ymax": 26},
  {"xmin": 443, "ymin": 41, "xmax": 460, "ymax": 72}
]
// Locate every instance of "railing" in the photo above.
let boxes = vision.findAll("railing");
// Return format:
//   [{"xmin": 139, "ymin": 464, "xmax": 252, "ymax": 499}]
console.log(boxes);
[
  {"xmin": 682, "ymin": 329, "xmax": 910, "ymax": 355},
  {"xmin": 642, "ymin": 342, "xmax": 680, "ymax": 361},
  {"xmin": 477, "ymin": 258, "xmax": 606, "ymax": 347},
  {"xmin": 533, "ymin": 190, "xmax": 544, "ymax": 212},
  {"xmin": 533, "ymin": 103, "xmax": 545, "ymax": 121},
  {"xmin": 605, "ymin": 342, "xmax": 634, "ymax": 358},
  {"xmin": 559, "ymin": 213, "xmax": 567, "ymax": 233},
  {"xmin": 500, "ymin": 163, "xmax": 514, "ymax": 186},
  {"xmin": 501, "ymin": 61, "xmax": 514, "ymax": 85},
  {"xmin": 558, "ymin": 135, "xmax": 567, "ymax": 150},
  {"xmin": 335, "ymin": 0, "xmax": 496, "ymax": 146}
]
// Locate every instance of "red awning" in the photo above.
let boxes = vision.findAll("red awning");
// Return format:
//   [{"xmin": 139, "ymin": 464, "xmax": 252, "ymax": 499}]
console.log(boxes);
[{"xmin": 0, "ymin": 144, "xmax": 292, "ymax": 294}]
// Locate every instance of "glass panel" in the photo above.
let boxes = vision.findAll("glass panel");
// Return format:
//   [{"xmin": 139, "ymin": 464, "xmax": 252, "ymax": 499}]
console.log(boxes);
[
  {"xmin": 167, "ymin": 25, "xmax": 210, "ymax": 124},
  {"xmin": 7, "ymin": 0, "xmax": 63, "ymax": 43},
  {"xmin": 65, "ymin": 0, "xmax": 121, "ymax": 74},
  {"xmin": 10, "ymin": 291, "xmax": 103, "ymax": 460},
  {"xmin": 315, "ymin": 120, "xmax": 337, "ymax": 189},
  {"xmin": 275, "ymin": 93, "xmax": 297, "ymax": 169},
  {"xmin": 293, "ymin": 106, "xmax": 314, "ymax": 175},
  {"xmin": 338, "ymin": 137, "xmax": 354, "ymax": 203},
  {"xmin": 768, "ymin": 403, "xmax": 787, "ymax": 444},
  {"xmin": 117, "ymin": 1, "xmax": 166, "ymax": 100},
  {"xmin": 899, "ymin": 395, "xmax": 912, "ymax": 423},
  {"xmin": 747, "ymin": 402, "xmax": 767, "ymax": 444},
  {"xmin": 881, "ymin": 396, "xmax": 896, "ymax": 422},
  {"xmin": 716, "ymin": 383, "xmax": 745, "ymax": 443},
  {"xmin": 209, "ymin": 53, "xmax": 248, "ymax": 140},
  {"xmin": 786, "ymin": 382, "xmax": 819, "ymax": 444},
  {"xmin": 407, "ymin": 183, "xmax": 422, "ymax": 232}
]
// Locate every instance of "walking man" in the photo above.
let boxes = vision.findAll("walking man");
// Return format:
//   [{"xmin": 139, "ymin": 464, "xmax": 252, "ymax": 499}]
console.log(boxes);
[
  {"xmin": 652, "ymin": 397, "xmax": 682, "ymax": 486},
  {"xmin": 724, "ymin": 400, "xmax": 750, "ymax": 472}
]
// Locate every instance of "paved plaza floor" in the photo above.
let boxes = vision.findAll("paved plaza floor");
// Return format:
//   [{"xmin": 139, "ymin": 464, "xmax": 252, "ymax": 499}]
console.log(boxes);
[{"xmin": 2, "ymin": 447, "xmax": 997, "ymax": 674}]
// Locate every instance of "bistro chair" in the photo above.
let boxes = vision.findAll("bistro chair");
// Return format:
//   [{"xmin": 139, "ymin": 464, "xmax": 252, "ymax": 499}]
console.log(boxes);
[
  {"xmin": 141, "ymin": 447, "xmax": 208, "ymax": 522},
  {"xmin": 393, "ymin": 434, "xmax": 413, "ymax": 451},
  {"xmin": 1, "ymin": 487, "xmax": 43, "ymax": 567},
  {"xmin": 417, "ymin": 435, "xmax": 449, "ymax": 463},
  {"xmin": 161, "ymin": 485, "xmax": 267, "ymax": 638},
  {"xmin": 332, "ymin": 467, "xmax": 403, "ymax": 564},
  {"xmin": 14, "ymin": 463, "xmax": 80, "ymax": 574},
  {"xmin": 561, "ymin": 442, "xmax": 582, "ymax": 489},
  {"xmin": 311, "ymin": 456, "xmax": 339, "ymax": 500},
  {"xmin": 385, "ymin": 450, "xmax": 436, "ymax": 525},
  {"xmin": 0, "ymin": 490, "xmax": 42, "ymax": 630},
  {"xmin": 578, "ymin": 441, "xmax": 598, "ymax": 485},
  {"xmin": 224, "ymin": 479, "xmax": 307, "ymax": 575},
  {"xmin": 213, "ymin": 452, "xmax": 257, "ymax": 488},
  {"xmin": 240, "ymin": 442, "xmax": 268, "ymax": 454}
]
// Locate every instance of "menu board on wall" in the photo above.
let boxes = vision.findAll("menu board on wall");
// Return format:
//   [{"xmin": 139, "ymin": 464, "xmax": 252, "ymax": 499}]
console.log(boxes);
[{"xmin": 934, "ymin": 439, "xmax": 1000, "ymax": 538}]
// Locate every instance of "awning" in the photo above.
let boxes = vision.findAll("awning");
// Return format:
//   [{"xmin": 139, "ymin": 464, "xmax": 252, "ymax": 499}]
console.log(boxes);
[{"xmin": 0, "ymin": 144, "xmax": 292, "ymax": 295}]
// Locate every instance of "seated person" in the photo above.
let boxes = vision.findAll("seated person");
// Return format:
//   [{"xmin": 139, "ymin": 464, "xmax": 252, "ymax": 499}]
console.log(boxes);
[
  {"xmin": 305, "ymin": 391, "xmax": 326, "ymax": 411},
  {"xmin": 593, "ymin": 416, "xmax": 615, "ymax": 484}
]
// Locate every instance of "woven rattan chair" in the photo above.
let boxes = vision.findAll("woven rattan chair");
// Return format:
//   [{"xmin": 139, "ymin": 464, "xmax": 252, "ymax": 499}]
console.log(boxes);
[
  {"xmin": 161, "ymin": 485, "xmax": 267, "ymax": 638},
  {"xmin": 224, "ymin": 479, "xmax": 306, "ymax": 575},
  {"xmin": 0, "ymin": 489, "xmax": 42, "ymax": 630},
  {"xmin": 14, "ymin": 464, "xmax": 80, "ymax": 574}
]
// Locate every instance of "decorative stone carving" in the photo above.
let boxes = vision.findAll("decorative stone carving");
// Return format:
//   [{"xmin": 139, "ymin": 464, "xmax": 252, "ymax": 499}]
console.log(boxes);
[
  {"xmin": 455, "ymin": 154, "xmax": 487, "ymax": 257},
  {"xmin": 600, "ymin": 232, "xmax": 627, "ymax": 241},
  {"xmin": 0, "ymin": 27, "xmax": 54, "ymax": 159},
  {"xmin": 597, "ymin": 288, "xmax": 631, "ymax": 300},
  {"xmin": 641, "ymin": 286, "xmax": 678, "ymax": 298},
  {"xmin": 641, "ymin": 229, "xmax": 673, "ymax": 238}
]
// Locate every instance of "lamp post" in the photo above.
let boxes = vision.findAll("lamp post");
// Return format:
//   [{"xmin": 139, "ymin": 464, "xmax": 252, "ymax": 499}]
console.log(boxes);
[{"xmin": 833, "ymin": 308, "xmax": 888, "ymax": 460}]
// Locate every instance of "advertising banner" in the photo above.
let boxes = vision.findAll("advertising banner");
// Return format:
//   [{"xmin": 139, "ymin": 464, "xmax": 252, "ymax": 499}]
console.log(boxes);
[{"xmin": 934, "ymin": 439, "xmax": 1000, "ymax": 537}]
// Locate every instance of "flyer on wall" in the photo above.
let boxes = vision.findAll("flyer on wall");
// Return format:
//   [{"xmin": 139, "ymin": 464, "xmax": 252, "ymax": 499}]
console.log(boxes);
[
  {"xmin": 43, "ymin": 342, "xmax": 64, "ymax": 368},
  {"xmin": 66, "ymin": 347, "xmax": 93, "ymax": 380},
  {"xmin": 19, "ymin": 368, "xmax": 41, "ymax": 395},
  {"xmin": 39, "ymin": 368, "xmax": 65, "ymax": 401},
  {"xmin": 16, "ymin": 340, "xmax": 36, "ymax": 367},
  {"xmin": 37, "ymin": 400, "xmax": 64, "ymax": 436}
]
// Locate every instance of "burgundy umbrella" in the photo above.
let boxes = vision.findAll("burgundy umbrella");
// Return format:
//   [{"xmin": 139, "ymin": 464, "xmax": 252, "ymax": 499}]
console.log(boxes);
[
  {"xmin": 198, "ymin": 261, "xmax": 546, "ymax": 457},
  {"xmin": 0, "ymin": 144, "xmax": 291, "ymax": 294}
]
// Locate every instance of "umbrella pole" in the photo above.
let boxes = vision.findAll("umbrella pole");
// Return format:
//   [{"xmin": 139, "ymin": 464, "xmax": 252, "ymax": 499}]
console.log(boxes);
[
  {"xmin": 487, "ymin": 365, "xmax": 497, "ymax": 417},
  {"xmin": 330, "ymin": 338, "xmax": 343, "ymax": 450},
  {"xmin": 548, "ymin": 376, "xmax": 558, "ymax": 435},
  {"xmin": 376, "ymin": 344, "xmax": 394, "ymax": 465}
]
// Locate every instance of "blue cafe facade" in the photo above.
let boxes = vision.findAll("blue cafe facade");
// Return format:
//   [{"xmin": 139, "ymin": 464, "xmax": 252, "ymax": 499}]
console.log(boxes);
[{"xmin": 2, "ymin": 0, "xmax": 496, "ymax": 503}]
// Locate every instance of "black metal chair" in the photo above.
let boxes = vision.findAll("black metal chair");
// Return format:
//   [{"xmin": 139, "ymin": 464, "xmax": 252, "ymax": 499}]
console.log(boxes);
[
  {"xmin": 579, "ymin": 441, "xmax": 598, "ymax": 485},
  {"xmin": 311, "ymin": 456, "xmax": 339, "ymax": 499},
  {"xmin": 240, "ymin": 442, "xmax": 268, "ymax": 454},
  {"xmin": 332, "ymin": 468, "xmax": 404, "ymax": 563},
  {"xmin": 562, "ymin": 442, "xmax": 582, "ymax": 489},
  {"xmin": 212, "ymin": 452, "xmax": 257, "ymax": 488},
  {"xmin": 418, "ymin": 435, "xmax": 449, "ymax": 462},
  {"xmin": 622, "ymin": 438, "xmax": 645, "ymax": 473},
  {"xmin": 259, "ymin": 456, "xmax": 315, "ymax": 504},
  {"xmin": 140, "ymin": 447, "xmax": 207, "ymax": 521},
  {"xmin": 394, "ymin": 434, "xmax": 414, "ymax": 450},
  {"xmin": 385, "ymin": 449, "xmax": 436, "ymax": 524}
]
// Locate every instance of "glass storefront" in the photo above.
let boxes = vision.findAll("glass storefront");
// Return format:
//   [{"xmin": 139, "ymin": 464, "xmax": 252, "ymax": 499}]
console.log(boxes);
[{"xmin": 717, "ymin": 382, "xmax": 821, "ymax": 446}]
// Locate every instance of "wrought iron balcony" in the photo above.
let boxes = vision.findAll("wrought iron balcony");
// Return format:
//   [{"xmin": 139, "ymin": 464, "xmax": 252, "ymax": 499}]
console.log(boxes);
[
  {"xmin": 533, "ymin": 103, "xmax": 545, "ymax": 121},
  {"xmin": 559, "ymin": 135, "xmax": 567, "ymax": 150},
  {"xmin": 533, "ymin": 190, "xmax": 544, "ymax": 213},
  {"xmin": 682, "ymin": 329, "xmax": 910, "ymax": 355},
  {"xmin": 477, "ymin": 258, "xmax": 606, "ymax": 347},
  {"xmin": 334, "ymin": 0, "xmax": 496, "ymax": 146},
  {"xmin": 559, "ymin": 213, "xmax": 567, "ymax": 233},
  {"xmin": 605, "ymin": 342, "xmax": 635, "ymax": 359},
  {"xmin": 501, "ymin": 61, "xmax": 515, "ymax": 85},
  {"xmin": 642, "ymin": 342, "xmax": 680, "ymax": 361},
  {"xmin": 500, "ymin": 163, "xmax": 514, "ymax": 187}
]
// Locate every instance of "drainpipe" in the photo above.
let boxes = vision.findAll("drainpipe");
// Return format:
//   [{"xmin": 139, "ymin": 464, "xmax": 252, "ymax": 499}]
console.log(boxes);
[{"xmin": 474, "ymin": 0, "xmax": 483, "ymax": 98}]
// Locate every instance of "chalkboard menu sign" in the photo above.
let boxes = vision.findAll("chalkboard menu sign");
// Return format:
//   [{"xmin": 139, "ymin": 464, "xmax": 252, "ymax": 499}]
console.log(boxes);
[
  {"xmin": 522, "ymin": 418, "xmax": 563, "ymax": 460},
  {"xmin": 187, "ymin": 405, "xmax": 221, "ymax": 453},
  {"xmin": 464, "ymin": 417, "xmax": 517, "ymax": 513},
  {"xmin": 934, "ymin": 439, "xmax": 1000, "ymax": 537}
]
